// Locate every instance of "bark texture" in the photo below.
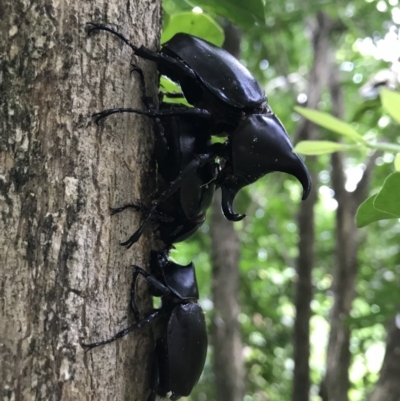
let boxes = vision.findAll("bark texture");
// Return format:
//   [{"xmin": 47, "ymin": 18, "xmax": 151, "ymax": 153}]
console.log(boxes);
[
  {"xmin": 210, "ymin": 21, "xmax": 245, "ymax": 401},
  {"xmin": 0, "ymin": 1, "xmax": 161, "ymax": 400},
  {"xmin": 368, "ymin": 317, "xmax": 400, "ymax": 401},
  {"xmin": 292, "ymin": 12, "xmax": 334, "ymax": 401}
]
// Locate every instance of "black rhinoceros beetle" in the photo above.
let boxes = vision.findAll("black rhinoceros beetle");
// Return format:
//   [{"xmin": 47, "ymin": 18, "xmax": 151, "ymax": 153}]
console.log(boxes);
[
  {"xmin": 111, "ymin": 103, "xmax": 217, "ymax": 248},
  {"xmin": 109, "ymin": 68, "xmax": 217, "ymax": 248},
  {"xmin": 82, "ymin": 251, "xmax": 208, "ymax": 401},
  {"xmin": 87, "ymin": 23, "xmax": 311, "ymax": 220}
]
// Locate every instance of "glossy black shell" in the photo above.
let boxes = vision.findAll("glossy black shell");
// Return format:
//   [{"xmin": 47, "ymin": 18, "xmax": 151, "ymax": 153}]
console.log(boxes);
[
  {"xmin": 218, "ymin": 114, "xmax": 312, "ymax": 220},
  {"xmin": 158, "ymin": 303, "xmax": 208, "ymax": 399},
  {"xmin": 161, "ymin": 260, "xmax": 199, "ymax": 300},
  {"xmin": 231, "ymin": 114, "xmax": 306, "ymax": 183},
  {"xmin": 155, "ymin": 105, "xmax": 215, "ymax": 244},
  {"xmin": 162, "ymin": 33, "xmax": 266, "ymax": 109}
]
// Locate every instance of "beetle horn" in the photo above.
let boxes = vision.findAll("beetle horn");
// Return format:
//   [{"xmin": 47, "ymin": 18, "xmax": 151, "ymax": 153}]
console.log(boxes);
[
  {"xmin": 279, "ymin": 152, "xmax": 312, "ymax": 200},
  {"xmin": 230, "ymin": 114, "xmax": 312, "ymax": 201},
  {"xmin": 220, "ymin": 184, "xmax": 246, "ymax": 222}
]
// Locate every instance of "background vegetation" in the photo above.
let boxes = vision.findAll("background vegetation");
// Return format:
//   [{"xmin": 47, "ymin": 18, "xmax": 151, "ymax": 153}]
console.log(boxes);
[{"xmin": 161, "ymin": 0, "xmax": 400, "ymax": 400}]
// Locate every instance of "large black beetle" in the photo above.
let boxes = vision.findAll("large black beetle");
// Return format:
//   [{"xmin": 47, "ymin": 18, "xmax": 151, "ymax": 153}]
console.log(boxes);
[
  {"xmin": 88, "ymin": 23, "xmax": 311, "ymax": 221},
  {"xmin": 82, "ymin": 251, "xmax": 208, "ymax": 401}
]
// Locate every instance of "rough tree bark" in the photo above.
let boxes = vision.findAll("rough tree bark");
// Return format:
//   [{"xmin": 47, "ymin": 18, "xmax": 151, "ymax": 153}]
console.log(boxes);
[
  {"xmin": 210, "ymin": 22, "xmax": 245, "ymax": 401},
  {"xmin": 322, "ymin": 42, "xmax": 377, "ymax": 401},
  {"xmin": 368, "ymin": 317, "xmax": 400, "ymax": 401},
  {"xmin": 292, "ymin": 12, "xmax": 334, "ymax": 401},
  {"xmin": 0, "ymin": 1, "xmax": 161, "ymax": 400}
]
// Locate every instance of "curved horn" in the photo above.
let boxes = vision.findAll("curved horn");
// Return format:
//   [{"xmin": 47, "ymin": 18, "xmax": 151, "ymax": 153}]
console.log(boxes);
[{"xmin": 220, "ymin": 185, "xmax": 246, "ymax": 222}]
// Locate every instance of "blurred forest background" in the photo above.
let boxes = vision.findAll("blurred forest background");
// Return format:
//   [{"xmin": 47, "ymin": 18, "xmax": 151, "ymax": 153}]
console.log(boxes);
[{"xmin": 161, "ymin": 1, "xmax": 400, "ymax": 400}]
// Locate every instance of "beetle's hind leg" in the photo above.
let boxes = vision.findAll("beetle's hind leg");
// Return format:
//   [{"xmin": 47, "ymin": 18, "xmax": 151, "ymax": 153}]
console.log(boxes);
[
  {"xmin": 147, "ymin": 353, "xmax": 159, "ymax": 401},
  {"xmin": 110, "ymin": 203, "xmax": 173, "ymax": 223},
  {"xmin": 93, "ymin": 106, "xmax": 211, "ymax": 124},
  {"xmin": 81, "ymin": 309, "xmax": 161, "ymax": 351}
]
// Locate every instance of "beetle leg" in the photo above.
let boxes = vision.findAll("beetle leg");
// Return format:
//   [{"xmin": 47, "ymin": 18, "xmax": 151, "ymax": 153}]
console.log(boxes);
[
  {"xmin": 81, "ymin": 309, "xmax": 162, "ymax": 351},
  {"xmin": 130, "ymin": 267, "xmax": 141, "ymax": 320},
  {"xmin": 129, "ymin": 65, "xmax": 156, "ymax": 110},
  {"xmin": 93, "ymin": 106, "xmax": 211, "ymax": 124},
  {"xmin": 87, "ymin": 23, "xmax": 140, "ymax": 52},
  {"xmin": 120, "ymin": 153, "xmax": 215, "ymax": 248},
  {"xmin": 147, "ymin": 353, "xmax": 159, "ymax": 401},
  {"xmin": 129, "ymin": 64, "xmax": 149, "ymax": 106},
  {"xmin": 109, "ymin": 203, "xmax": 141, "ymax": 215},
  {"xmin": 87, "ymin": 23, "xmax": 198, "ymax": 81},
  {"xmin": 133, "ymin": 267, "xmax": 171, "ymax": 295},
  {"xmin": 126, "ymin": 66, "xmax": 171, "ymax": 160},
  {"xmin": 109, "ymin": 204, "xmax": 173, "ymax": 223},
  {"xmin": 130, "ymin": 266, "xmax": 171, "ymax": 318},
  {"xmin": 160, "ymin": 91, "xmax": 185, "ymax": 99}
]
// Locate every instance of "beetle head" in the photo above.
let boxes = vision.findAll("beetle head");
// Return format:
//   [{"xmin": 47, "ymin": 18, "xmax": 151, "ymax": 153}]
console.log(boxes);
[{"xmin": 219, "ymin": 114, "xmax": 311, "ymax": 221}]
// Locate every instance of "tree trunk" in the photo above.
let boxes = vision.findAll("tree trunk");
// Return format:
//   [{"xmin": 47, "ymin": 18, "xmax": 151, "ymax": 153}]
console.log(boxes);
[
  {"xmin": 210, "ymin": 21, "xmax": 245, "ymax": 401},
  {"xmin": 368, "ymin": 317, "xmax": 400, "ymax": 401},
  {"xmin": 323, "ymin": 43, "xmax": 376, "ymax": 401},
  {"xmin": 0, "ymin": 1, "xmax": 161, "ymax": 400},
  {"xmin": 292, "ymin": 12, "xmax": 334, "ymax": 401}
]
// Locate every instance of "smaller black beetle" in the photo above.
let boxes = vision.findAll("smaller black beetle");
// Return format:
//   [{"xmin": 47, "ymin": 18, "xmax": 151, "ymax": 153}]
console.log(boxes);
[
  {"xmin": 82, "ymin": 251, "xmax": 208, "ymax": 401},
  {"xmin": 108, "ymin": 68, "xmax": 217, "ymax": 249}
]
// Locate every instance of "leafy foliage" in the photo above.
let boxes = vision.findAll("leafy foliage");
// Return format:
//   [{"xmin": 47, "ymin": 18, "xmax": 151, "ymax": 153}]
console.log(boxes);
[
  {"xmin": 294, "ymin": 106, "xmax": 367, "ymax": 144},
  {"xmin": 185, "ymin": 0, "xmax": 265, "ymax": 28},
  {"xmin": 295, "ymin": 91, "xmax": 400, "ymax": 228},
  {"xmin": 159, "ymin": 1, "xmax": 400, "ymax": 400},
  {"xmin": 162, "ymin": 12, "xmax": 224, "ymax": 45},
  {"xmin": 381, "ymin": 88, "xmax": 400, "ymax": 125},
  {"xmin": 293, "ymin": 140, "xmax": 351, "ymax": 155}
]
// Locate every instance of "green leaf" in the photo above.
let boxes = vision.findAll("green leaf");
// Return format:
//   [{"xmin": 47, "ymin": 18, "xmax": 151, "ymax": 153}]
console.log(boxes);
[
  {"xmin": 374, "ymin": 172, "xmax": 400, "ymax": 217},
  {"xmin": 294, "ymin": 106, "xmax": 366, "ymax": 144},
  {"xmin": 162, "ymin": 12, "xmax": 224, "ymax": 46},
  {"xmin": 293, "ymin": 140, "xmax": 349, "ymax": 155},
  {"xmin": 159, "ymin": 77, "xmax": 189, "ymax": 106},
  {"xmin": 380, "ymin": 89, "xmax": 400, "ymax": 124},
  {"xmin": 395, "ymin": 154, "xmax": 400, "ymax": 171},
  {"xmin": 184, "ymin": 0, "xmax": 265, "ymax": 28},
  {"xmin": 356, "ymin": 194, "xmax": 398, "ymax": 228}
]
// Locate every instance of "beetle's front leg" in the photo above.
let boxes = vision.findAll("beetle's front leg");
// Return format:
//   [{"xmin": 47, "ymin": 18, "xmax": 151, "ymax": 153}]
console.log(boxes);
[
  {"xmin": 109, "ymin": 203, "xmax": 174, "ymax": 223},
  {"xmin": 87, "ymin": 22, "xmax": 198, "ymax": 81},
  {"xmin": 130, "ymin": 266, "xmax": 171, "ymax": 318},
  {"xmin": 93, "ymin": 106, "xmax": 211, "ymax": 124}
]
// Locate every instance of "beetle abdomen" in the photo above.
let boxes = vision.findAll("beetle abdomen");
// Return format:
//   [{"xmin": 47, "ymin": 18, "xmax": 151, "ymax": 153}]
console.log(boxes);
[{"xmin": 160, "ymin": 303, "xmax": 208, "ymax": 398}]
